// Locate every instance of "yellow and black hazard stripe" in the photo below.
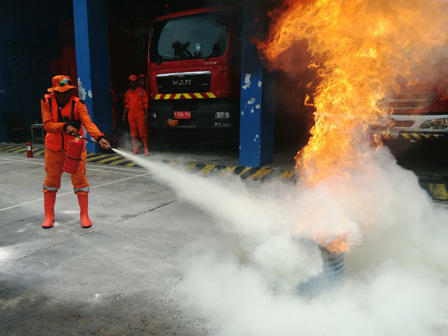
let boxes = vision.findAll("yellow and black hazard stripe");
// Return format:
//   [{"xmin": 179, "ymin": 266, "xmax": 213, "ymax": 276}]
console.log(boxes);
[
  {"xmin": 379, "ymin": 133, "xmax": 445, "ymax": 141},
  {"xmin": 0, "ymin": 144, "xmax": 46, "ymax": 156},
  {"xmin": 176, "ymin": 163, "xmax": 296, "ymax": 181},
  {"xmin": 419, "ymin": 182, "xmax": 448, "ymax": 201},
  {"xmin": 1, "ymin": 144, "xmax": 447, "ymax": 200},
  {"xmin": 152, "ymin": 92, "xmax": 218, "ymax": 100}
]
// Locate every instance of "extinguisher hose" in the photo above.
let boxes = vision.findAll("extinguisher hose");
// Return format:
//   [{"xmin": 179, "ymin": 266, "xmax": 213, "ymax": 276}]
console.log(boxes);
[
  {"xmin": 75, "ymin": 133, "xmax": 98, "ymax": 144},
  {"xmin": 76, "ymin": 133, "xmax": 114, "ymax": 150}
]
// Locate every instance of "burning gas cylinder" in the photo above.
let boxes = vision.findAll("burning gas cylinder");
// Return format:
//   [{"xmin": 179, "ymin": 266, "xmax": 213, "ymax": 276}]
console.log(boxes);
[{"xmin": 298, "ymin": 243, "xmax": 346, "ymax": 296}]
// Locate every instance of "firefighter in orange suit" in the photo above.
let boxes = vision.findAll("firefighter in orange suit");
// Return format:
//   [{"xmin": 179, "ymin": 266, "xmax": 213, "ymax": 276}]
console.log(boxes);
[
  {"xmin": 41, "ymin": 75, "xmax": 111, "ymax": 229},
  {"xmin": 137, "ymin": 74, "xmax": 147, "ymax": 90},
  {"xmin": 123, "ymin": 74, "xmax": 149, "ymax": 155}
]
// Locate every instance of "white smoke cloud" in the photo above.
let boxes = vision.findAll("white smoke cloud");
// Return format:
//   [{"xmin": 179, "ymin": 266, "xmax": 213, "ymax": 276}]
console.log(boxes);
[{"xmin": 114, "ymin": 148, "xmax": 448, "ymax": 335}]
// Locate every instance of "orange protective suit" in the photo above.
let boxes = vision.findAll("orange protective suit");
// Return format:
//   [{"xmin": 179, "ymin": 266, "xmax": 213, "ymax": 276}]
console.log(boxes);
[
  {"xmin": 41, "ymin": 94, "xmax": 104, "ymax": 195},
  {"xmin": 125, "ymin": 88, "xmax": 149, "ymax": 140}
]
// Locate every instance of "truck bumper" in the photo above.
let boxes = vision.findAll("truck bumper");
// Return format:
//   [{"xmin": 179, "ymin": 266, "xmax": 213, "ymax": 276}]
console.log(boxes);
[
  {"xmin": 369, "ymin": 131, "xmax": 447, "ymax": 141},
  {"xmin": 149, "ymin": 98, "xmax": 239, "ymax": 134}
]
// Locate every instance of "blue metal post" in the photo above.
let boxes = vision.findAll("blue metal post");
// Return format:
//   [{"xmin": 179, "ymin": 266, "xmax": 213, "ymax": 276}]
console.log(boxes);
[
  {"xmin": 239, "ymin": 1, "xmax": 275, "ymax": 167},
  {"xmin": 73, "ymin": 0, "xmax": 113, "ymax": 153}
]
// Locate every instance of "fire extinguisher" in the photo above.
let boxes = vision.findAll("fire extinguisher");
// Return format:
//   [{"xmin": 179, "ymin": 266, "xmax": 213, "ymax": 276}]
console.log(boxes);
[
  {"xmin": 26, "ymin": 141, "xmax": 33, "ymax": 158},
  {"xmin": 63, "ymin": 137, "xmax": 84, "ymax": 174}
]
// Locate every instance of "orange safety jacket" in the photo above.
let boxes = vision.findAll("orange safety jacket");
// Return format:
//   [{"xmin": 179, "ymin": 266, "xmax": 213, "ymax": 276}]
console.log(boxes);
[
  {"xmin": 125, "ymin": 88, "xmax": 149, "ymax": 113},
  {"xmin": 41, "ymin": 94, "xmax": 104, "ymax": 152}
]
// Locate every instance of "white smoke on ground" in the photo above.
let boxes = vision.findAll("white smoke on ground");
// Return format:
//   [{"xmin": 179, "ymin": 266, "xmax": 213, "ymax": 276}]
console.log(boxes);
[{"xmin": 113, "ymin": 148, "xmax": 448, "ymax": 336}]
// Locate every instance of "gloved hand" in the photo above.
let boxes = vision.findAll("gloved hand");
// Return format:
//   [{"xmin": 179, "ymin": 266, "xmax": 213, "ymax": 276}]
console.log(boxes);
[
  {"xmin": 98, "ymin": 138, "xmax": 111, "ymax": 150},
  {"xmin": 65, "ymin": 125, "xmax": 77, "ymax": 136}
]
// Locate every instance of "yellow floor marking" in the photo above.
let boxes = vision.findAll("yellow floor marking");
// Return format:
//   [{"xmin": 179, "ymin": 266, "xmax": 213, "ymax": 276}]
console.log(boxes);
[
  {"xmin": 183, "ymin": 163, "xmax": 197, "ymax": 171},
  {"xmin": 12, "ymin": 148, "xmax": 27, "ymax": 153},
  {"xmin": 33, "ymin": 149, "xmax": 46, "ymax": 156},
  {"xmin": 5, "ymin": 147, "xmax": 21, "ymax": 152},
  {"xmin": 97, "ymin": 156, "xmax": 122, "ymax": 164},
  {"xmin": 218, "ymin": 166, "xmax": 237, "ymax": 177},
  {"xmin": 248, "ymin": 168, "xmax": 272, "ymax": 179},
  {"xmin": 85, "ymin": 154, "xmax": 109, "ymax": 162},
  {"xmin": 279, "ymin": 170, "xmax": 295, "ymax": 179},
  {"xmin": 199, "ymin": 165, "xmax": 216, "ymax": 176},
  {"xmin": 428, "ymin": 183, "xmax": 448, "ymax": 200},
  {"xmin": 125, "ymin": 162, "xmax": 136, "ymax": 167},
  {"xmin": 109, "ymin": 158, "xmax": 131, "ymax": 165},
  {"xmin": 237, "ymin": 167, "xmax": 252, "ymax": 176}
]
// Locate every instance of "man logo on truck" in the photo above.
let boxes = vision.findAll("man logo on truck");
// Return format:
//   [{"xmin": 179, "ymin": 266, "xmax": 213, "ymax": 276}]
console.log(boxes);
[{"xmin": 173, "ymin": 79, "xmax": 192, "ymax": 86}]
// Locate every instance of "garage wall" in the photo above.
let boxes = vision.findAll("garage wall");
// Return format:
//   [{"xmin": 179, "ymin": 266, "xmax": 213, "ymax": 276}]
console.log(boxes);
[{"xmin": 0, "ymin": 0, "xmax": 71, "ymax": 142}]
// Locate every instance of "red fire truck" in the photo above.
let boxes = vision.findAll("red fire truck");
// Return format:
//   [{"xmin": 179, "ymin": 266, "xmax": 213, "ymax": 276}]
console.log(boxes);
[
  {"xmin": 146, "ymin": 6, "xmax": 241, "ymax": 139},
  {"xmin": 370, "ymin": 49, "xmax": 448, "ymax": 143}
]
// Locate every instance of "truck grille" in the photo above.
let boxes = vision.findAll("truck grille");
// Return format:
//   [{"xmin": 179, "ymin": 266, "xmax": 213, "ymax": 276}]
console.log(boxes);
[
  {"xmin": 377, "ymin": 92, "xmax": 435, "ymax": 110},
  {"xmin": 157, "ymin": 71, "xmax": 211, "ymax": 94}
]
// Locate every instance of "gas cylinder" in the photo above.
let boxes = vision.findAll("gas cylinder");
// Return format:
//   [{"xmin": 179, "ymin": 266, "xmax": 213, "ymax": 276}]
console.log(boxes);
[
  {"xmin": 26, "ymin": 141, "xmax": 33, "ymax": 158},
  {"xmin": 63, "ymin": 137, "xmax": 84, "ymax": 174}
]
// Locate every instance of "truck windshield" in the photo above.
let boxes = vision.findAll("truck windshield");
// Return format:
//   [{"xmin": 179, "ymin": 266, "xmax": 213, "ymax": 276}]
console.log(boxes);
[{"xmin": 150, "ymin": 11, "xmax": 229, "ymax": 63}]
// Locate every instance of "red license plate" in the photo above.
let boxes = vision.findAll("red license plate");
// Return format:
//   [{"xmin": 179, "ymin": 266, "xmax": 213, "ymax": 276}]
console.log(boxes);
[{"xmin": 174, "ymin": 111, "xmax": 191, "ymax": 119}]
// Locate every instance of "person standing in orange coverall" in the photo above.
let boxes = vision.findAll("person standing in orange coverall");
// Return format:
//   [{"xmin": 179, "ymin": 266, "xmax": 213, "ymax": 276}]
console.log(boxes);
[
  {"xmin": 122, "ymin": 74, "xmax": 149, "ymax": 155},
  {"xmin": 137, "ymin": 74, "xmax": 147, "ymax": 90},
  {"xmin": 41, "ymin": 75, "xmax": 111, "ymax": 229}
]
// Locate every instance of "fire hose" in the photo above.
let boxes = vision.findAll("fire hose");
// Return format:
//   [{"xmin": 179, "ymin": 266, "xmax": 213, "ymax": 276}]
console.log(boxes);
[{"xmin": 75, "ymin": 133, "xmax": 98, "ymax": 145}]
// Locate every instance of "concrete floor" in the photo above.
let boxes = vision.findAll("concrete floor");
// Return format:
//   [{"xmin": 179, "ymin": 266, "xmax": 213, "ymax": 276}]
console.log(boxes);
[
  {"xmin": 0, "ymin": 151, "xmax": 215, "ymax": 336},
  {"xmin": 1, "ymin": 144, "xmax": 448, "ymax": 336}
]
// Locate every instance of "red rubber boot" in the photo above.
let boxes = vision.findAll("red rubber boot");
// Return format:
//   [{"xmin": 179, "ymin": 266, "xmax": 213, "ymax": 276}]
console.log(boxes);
[
  {"xmin": 77, "ymin": 194, "xmax": 92, "ymax": 229},
  {"xmin": 143, "ymin": 140, "xmax": 150, "ymax": 156},
  {"xmin": 41, "ymin": 191, "xmax": 56, "ymax": 229}
]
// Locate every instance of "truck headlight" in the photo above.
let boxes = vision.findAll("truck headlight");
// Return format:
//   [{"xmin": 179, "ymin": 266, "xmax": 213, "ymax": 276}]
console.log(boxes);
[
  {"xmin": 215, "ymin": 112, "xmax": 231, "ymax": 119},
  {"xmin": 420, "ymin": 118, "xmax": 448, "ymax": 130}
]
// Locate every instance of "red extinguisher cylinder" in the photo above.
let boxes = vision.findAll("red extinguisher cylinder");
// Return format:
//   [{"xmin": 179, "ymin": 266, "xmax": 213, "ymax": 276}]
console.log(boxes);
[
  {"xmin": 26, "ymin": 141, "xmax": 33, "ymax": 158},
  {"xmin": 63, "ymin": 138, "xmax": 84, "ymax": 174}
]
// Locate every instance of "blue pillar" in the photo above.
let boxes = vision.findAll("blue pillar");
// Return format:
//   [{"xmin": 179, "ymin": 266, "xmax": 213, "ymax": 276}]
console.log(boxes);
[
  {"xmin": 73, "ymin": 0, "xmax": 113, "ymax": 153},
  {"xmin": 239, "ymin": 1, "xmax": 275, "ymax": 167}
]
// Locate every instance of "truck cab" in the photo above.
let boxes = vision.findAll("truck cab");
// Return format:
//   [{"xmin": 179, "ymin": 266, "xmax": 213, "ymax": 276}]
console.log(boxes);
[{"xmin": 147, "ymin": 6, "xmax": 241, "ymax": 138}]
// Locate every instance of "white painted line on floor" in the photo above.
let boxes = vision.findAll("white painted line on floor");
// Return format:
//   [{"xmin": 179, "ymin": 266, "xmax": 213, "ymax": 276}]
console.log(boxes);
[
  {"xmin": 0, "ymin": 173, "xmax": 151, "ymax": 212},
  {"xmin": 0, "ymin": 157, "xmax": 146, "ymax": 176},
  {"xmin": 0, "ymin": 155, "xmax": 27, "ymax": 160},
  {"xmin": 0, "ymin": 159, "xmax": 30, "ymax": 165}
]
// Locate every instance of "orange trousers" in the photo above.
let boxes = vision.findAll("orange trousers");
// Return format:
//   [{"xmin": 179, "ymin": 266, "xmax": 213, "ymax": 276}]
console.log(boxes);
[
  {"xmin": 43, "ymin": 148, "xmax": 89, "ymax": 195},
  {"xmin": 128, "ymin": 111, "xmax": 147, "ymax": 140}
]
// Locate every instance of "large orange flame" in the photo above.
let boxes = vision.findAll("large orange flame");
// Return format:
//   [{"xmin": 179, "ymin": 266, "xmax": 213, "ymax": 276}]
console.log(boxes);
[
  {"xmin": 260, "ymin": 0, "xmax": 448, "ymax": 252},
  {"xmin": 261, "ymin": 0, "xmax": 448, "ymax": 186}
]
